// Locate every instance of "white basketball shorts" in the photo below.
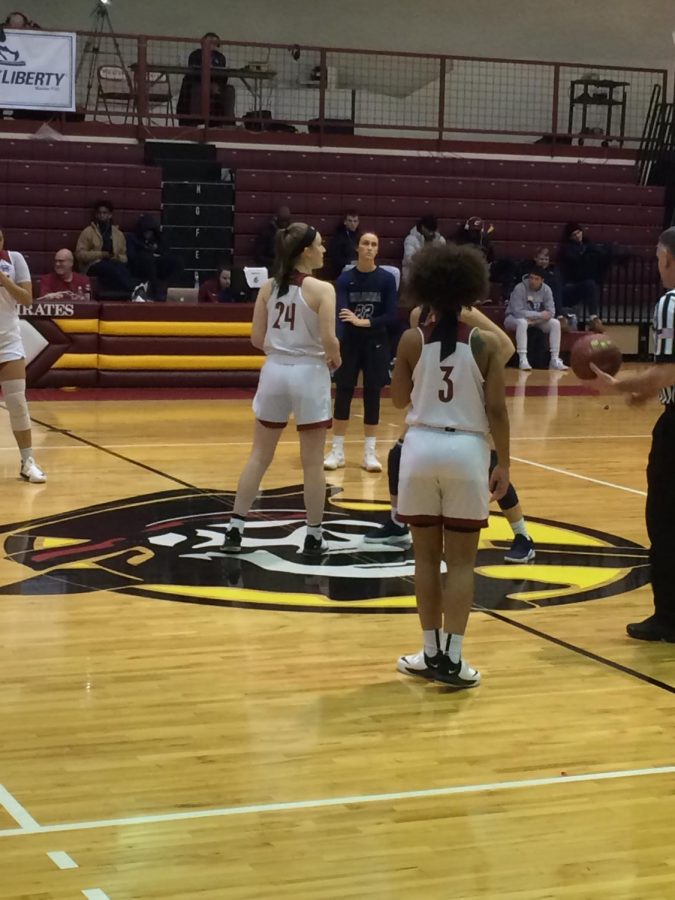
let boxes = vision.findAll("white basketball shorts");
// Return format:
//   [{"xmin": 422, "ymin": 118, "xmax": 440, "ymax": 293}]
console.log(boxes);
[
  {"xmin": 253, "ymin": 356, "xmax": 332, "ymax": 430},
  {"xmin": 0, "ymin": 327, "xmax": 25, "ymax": 363},
  {"xmin": 397, "ymin": 426, "xmax": 490, "ymax": 531}
]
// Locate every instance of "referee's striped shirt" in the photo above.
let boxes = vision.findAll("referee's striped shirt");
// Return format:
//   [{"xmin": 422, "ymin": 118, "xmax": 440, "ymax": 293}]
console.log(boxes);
[{"xmin": 653, "ymin": 289, "xmax": 675, "ymax": 404}]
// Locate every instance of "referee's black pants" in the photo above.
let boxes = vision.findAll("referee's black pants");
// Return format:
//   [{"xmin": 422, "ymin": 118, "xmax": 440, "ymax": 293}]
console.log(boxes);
[{"xmin": 646, "ymin": 405, "xmax": 675, "ymax": 626}]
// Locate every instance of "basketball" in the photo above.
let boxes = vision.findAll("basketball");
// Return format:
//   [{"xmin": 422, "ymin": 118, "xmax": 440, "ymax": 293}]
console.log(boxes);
[{"xmin": 570, "ymin": 334, "xmax": 622, "ymax": 380}]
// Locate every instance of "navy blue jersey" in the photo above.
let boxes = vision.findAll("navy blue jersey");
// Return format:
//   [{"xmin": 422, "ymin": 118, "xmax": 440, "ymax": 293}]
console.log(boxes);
[{"xmin": 335, "ymin": 266, "xmax": 398, "ymax": 341}]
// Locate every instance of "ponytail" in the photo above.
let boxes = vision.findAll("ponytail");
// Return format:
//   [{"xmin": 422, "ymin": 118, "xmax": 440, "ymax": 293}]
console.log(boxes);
[{"xmin": 274, "ymin": 223, "xmax": 317, "ymax": 296}]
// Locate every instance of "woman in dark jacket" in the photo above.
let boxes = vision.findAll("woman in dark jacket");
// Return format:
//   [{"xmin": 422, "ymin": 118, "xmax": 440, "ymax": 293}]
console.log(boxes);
[
  {"xmin": 127, "ymin": 215, "xmax": 182, "ymax": 302},
  {"xmin": 176, "ymin": 33, "xmax": 233, "ymax": 127},
  {"xmin": 558, "ymin": 223, "xmax": 604, "ymax": 332}
]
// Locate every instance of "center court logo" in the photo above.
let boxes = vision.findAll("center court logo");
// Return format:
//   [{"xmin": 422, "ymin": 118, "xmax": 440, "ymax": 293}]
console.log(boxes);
[{"xmin": 0, "ymin": 484, "xmax": 650, "ymax": 612}]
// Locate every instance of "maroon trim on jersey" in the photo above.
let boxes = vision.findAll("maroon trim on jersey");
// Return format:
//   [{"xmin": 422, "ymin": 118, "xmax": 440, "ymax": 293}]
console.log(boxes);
[
  {"xmin": 398, "ymin": 513, "xmax": 487, "ymax": 532},
  {"xmin": 420, "ymin": 320, "xmax": 435, "ymax": 344},
  {"xmin": 0, "ymin": 250, "xmax": 10, "ymax": 264},
  {"xmin": 297, "ymin": 417, "xmax": 332, "ymax": 431},
  {"xmin": 290, "ymin": 271, "xmax": 308, "ymax": 287},
  {"xmin": 257, "ymin": 418, "xmax": 287, "ymax": 429},
  {"xmin": 456, "ymin": 322, "xmax": 472, "ymax": 345}
]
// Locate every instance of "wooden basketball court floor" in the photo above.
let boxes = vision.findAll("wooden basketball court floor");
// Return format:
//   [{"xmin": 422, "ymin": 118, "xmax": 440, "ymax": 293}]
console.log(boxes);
[{"xmin": 0, "ymin": 367, "xmax": 674, "ymax": 900}]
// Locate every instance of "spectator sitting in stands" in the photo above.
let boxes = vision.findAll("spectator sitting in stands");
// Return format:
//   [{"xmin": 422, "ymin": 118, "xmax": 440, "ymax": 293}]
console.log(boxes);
[
  {"xmin": 198, "ymin": 264, "xmax": 247, "ymax": 302},
  {"xmin": 326, "ymin": 210, "xmax": 361, "ymax": 278},
  {"xmin": 126, "ymin": 215, "xmax": 182, "ymax": 302},
  {"xmin": 455, "ymin": 216, "xmax": 516, "ymax": 301},
  {"xmin": 176, "ymin": 33, "xmax": 231, "ymax": 127},
  {"xmin": 402, "ymin": 215, "xmax": 445, "ymax": 278},
  {"xmin": 254, "ymin": 205, "xmax": 291, "ymax": 271},
  {"xmin": 75, "ymin": 200, "xmax": 146, "ymax": 301},
  {"xmin": 519, "ymin": 246, "xmax": 572, "ymax": 328},
  {"xmin": 505, "ymin": 265, "xmax": 568, "ymax": 372},
  {"xmin": 38, "ymin": 249, "xmax": 91, "ymax": 301},
  {"xmin": 558, "ymin": 223, "xmax": 605, "ymax": 332},
  {"xmin": 3, "ymin": 10, "xmax": 40, "ymax": 28}
]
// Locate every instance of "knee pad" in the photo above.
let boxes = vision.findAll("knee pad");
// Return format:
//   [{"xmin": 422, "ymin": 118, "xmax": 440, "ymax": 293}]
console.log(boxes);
[
  {"xmin": 388, "ymin": 439, "xmax": 403, "ymax": 496},
  {"xmin": 497, "ymin": 482, "xmax": 519, "ymax": 512},
  {"xmin": 489, "ymin": 449, "xmax": 519, "ymax": 510},
  {"xmin": 2, "ymin": 379, "xmax": 31, "ymax": 431}
]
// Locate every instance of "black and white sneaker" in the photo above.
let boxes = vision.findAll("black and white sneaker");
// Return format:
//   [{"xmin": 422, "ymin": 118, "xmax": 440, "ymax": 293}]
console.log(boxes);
[
  {"xmin": 131, "ymin": 282, "xmax": 149, "ymax": 303},
  {"xmin": 397, "ymin": 650, "xmax": 481, "ymax": 689},
  {"xmin": 504, "ymin": 534, "xmax": 536, "ymax": 563},
  {"xmin": 301, "ymin": 534, "xmax": 329, "ymax": 558},
  {"xmin": 223, "ymin": 529, "xmax": 242, "ymax": 553},
  {"xmin": 20, "ymin": 457, "xmax": 46, "ymax": 484},
  {"xmin": 363, "ymin": 518, "xmax": 411, "ymax": 548}
]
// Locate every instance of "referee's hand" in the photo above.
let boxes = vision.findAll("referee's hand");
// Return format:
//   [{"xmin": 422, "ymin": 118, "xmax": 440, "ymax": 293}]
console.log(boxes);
[{"xmin": 589, "ymin": 363, "xmax": 619, "ymax": 389}]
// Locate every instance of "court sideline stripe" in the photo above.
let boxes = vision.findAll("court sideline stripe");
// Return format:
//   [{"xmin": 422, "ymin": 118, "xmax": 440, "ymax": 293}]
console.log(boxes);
[
  {"xmin": 0, "ymin": 766, "xmax": 673, "ymax": 839},
  {"xmin": 0, "ymin": 785, "xmax": 40, "ymax": 831},
  {"xmin": 480, "ymin": 608, "xmax": 675, "ymax": 694},
  {"xmin": 0, "ymin": 435, "xmax": 652, "ymax": 453},
  {"xmin": 28, "ymin": 415, "xmax": 202, "ymax": 490},
  {"xmin": 511, "ymin": 455, "xmax": 647, "ymax": 496}
]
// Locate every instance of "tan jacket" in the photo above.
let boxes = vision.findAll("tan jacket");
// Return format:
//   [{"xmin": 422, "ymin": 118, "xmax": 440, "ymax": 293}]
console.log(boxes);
[{"xmin": 75, "ymin": 222, "xmax": 127, "ymax": 272}]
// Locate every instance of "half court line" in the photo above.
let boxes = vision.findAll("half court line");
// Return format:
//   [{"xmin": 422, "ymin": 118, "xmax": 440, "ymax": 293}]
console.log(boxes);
[{"xmin": 0, "ymin": 766, "xmax": 673, "ymax": 839}]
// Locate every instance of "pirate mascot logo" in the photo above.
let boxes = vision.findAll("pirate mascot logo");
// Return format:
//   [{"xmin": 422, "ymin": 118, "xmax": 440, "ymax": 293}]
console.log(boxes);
[{"xmin": 0, "ymin": 485, "xmax": 650, "ymax": 613}]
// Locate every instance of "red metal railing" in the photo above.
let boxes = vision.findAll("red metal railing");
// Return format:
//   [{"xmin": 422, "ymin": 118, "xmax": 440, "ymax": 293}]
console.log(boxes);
[{"xmin": 3, "ymin": 29, "xmax": 667, "ymax": 150}]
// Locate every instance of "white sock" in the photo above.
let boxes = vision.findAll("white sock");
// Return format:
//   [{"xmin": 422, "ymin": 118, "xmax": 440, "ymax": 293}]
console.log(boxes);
[
  {"xmin": 423, "ymin": 628, "xmax": 443, "ymax": 658},
  {"xmin": 20, "ymin": 447, "xmax": 32, "ymax": 463},
  {"xmin": 510, "ymin": 517, "xmax": 530, "ymax": 539},
  {"xmin": 229, "ymin": 515, "xmax": 246, "ymax": 534},
  {"xmin": 444, "ymin": 632, "xmax": 464, "ymax": 664},
  {"xmin": 390, "ymin": 505, "xmax": 401, "ymax": 525},
  {"xmin": 332, "ymin": 435, "xmax": 345, "ymax": 453},
  {"xmin": 519, "ymin": 353, "xmax": 529, "ymax": 362},
  {"xmin": 306, "ymin": 523, "xmax": 322, "ymax": 540},
  {"xmin": 364, "ymin": 436, "xmax": 376, "ymax": 453}
]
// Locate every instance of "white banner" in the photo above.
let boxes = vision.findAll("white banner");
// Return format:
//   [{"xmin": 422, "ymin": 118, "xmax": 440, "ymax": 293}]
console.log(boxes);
[{"xmin": 0, "ymin": 29, "xmax": 76, "ymax": 111}]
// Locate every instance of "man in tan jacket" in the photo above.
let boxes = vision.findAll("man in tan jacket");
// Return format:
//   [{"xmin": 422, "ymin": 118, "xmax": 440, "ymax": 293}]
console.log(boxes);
[{"xmin": 76, "ymin": 200, "xmax": 146, "ymax": 300}]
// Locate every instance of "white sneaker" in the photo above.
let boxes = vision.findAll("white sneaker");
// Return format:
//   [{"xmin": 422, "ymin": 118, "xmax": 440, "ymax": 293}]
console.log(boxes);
[
  {"xmin": 131, "ymin": 282, "xmax": 149, "ymax": 302},
  {"xmin": 324, "ymin": 447, "xmax": 345, "ymax": 470},
  {"xmin": 397, "ymin": 649, "xmax": 481, "ymax": 688},
  {"xmin": 518, "ymin": 357, "xmax": 532, "ymax": 371},
  {"xmin": 549, "ymin": 357, "xmax": 569, "ymax": 371},
  {"xmin": 20, "ymin": 457, "xmax": 46, "ymax": 484},
  {"xmin": 362, "ymin": 450, "xmax": 382, "ymax": 473}
]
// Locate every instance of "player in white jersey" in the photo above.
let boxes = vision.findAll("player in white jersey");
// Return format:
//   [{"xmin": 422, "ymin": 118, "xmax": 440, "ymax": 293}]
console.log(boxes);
[
  {"xmin": 390, "ymin": 243, "xmax": 510, "ymax": 688},
  {"xmin": 224, "ymin": 223, "xmax": 341, "ymax": 557},
  {"xmin": 0, "ymin": 230, "xmax": 46, "ymax": 483}
]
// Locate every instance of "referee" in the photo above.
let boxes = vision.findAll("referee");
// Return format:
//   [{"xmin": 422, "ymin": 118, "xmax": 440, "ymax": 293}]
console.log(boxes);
[{"xmin": 593, "ymin": 227, "xmax": 675, "ymax": 641}]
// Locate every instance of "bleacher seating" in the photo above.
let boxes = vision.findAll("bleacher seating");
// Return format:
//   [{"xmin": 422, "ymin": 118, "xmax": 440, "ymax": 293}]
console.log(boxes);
[
  {"xmin": 0, "ymin": 142, "xmax": 161, "ymax": 278},
  {"xmin": 232, "ymin": 162, "xmax": 663, "ymax": 268}
]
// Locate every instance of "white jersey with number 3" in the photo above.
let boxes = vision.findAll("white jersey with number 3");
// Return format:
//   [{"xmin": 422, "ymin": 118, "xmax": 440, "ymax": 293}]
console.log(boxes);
[
  {"xmin": 263, "ymin": 274, "xmax": 325, "ymax": 362},
  {"xmin": 405, "ymin": 322, "xmax": 489, "ymax": 434}
]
